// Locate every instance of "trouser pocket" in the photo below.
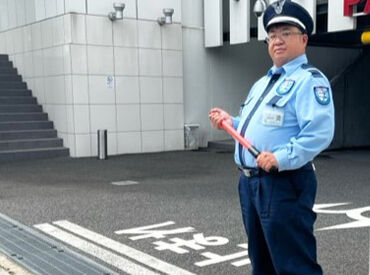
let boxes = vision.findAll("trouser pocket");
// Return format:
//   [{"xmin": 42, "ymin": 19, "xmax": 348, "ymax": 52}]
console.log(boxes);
[{"xmin": 258, "ymin": 175, "xmax": 276, "ymax": 218}]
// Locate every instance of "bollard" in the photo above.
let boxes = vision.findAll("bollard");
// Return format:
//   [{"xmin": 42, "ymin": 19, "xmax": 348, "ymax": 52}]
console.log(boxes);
[{"xmin": 97, "ymin": 129, "xmax": 108, "ymax": 160}]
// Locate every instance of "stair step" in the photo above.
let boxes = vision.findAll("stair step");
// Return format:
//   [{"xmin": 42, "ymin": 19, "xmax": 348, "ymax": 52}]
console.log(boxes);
[
  {"xmin": 0, "ymin": 55, "xmax": 71, "ymax": 161},
  {"xmin": 0, "ymin": 138, "xmax": 63, "ymax": 151},
  {"xmin": 0, "ymin": 129, "xmax": 57, "ymax": 140},
  {"xmin": 0, "ymin": 112, "xmax": 48, "ymax": 122},
  {"xmin": 0, "ymin": 81, "xmax": 27, "ymax": 89},
  {"xmin": 0, "ymin": 75, "xmax": 21, "ymax": 81},
  {"xmin": 0, "ymin": 89, "xmax": 32, "ymax": 96},
  {"xmin": 0, "ymin": 61, "xmax": 13, "ymax": 68},
  {"xmin": 0, "ymin": 96, "xmax": 37, "ymax": 104},
  {"xmin": 0, "ymin": 68, "xmax": 17, "ymax": 75},
  {"xmin": 0, "ymin": 105, "xmax": 42, "ymax": 113},
  {"xmin": 0, "ymin": 55, "xmax": 9, "ymax": 61},
  {"xmin": 0, "ymin": 121, "xmax": 53, "ymax": 131},
  {"xmin": 0, "ymin": 147, "xmax": 69, "ymax": 162}
]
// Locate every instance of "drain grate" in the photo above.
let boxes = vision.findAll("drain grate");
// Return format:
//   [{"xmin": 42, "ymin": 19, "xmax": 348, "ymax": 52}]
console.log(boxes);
[{"xmin": 0, "ymin": 213, "xmax": 118, "ymax": 275}]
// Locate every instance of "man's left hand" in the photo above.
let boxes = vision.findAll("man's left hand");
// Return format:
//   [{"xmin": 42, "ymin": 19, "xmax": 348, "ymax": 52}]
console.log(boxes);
[{"xmin": 257, "ymin": 152, "xmax": 279, "ymax": 172}]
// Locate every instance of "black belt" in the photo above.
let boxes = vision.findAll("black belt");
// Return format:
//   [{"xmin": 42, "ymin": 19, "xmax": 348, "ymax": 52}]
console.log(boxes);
[{"xmin": 238, "ymin": 162, "xmax": 314, "ymax": 178}]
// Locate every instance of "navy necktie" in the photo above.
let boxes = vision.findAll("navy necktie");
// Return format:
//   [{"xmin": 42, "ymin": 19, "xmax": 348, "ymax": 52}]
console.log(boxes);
[{"xmin": 238, "ymin": 73, "xmax": 281, "ymax": 167}]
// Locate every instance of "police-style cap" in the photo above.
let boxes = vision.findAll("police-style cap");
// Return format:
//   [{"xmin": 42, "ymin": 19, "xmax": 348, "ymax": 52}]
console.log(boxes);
[{"xmin": 263, "ymin": 0, "xmax": 314, "ymax": 35}]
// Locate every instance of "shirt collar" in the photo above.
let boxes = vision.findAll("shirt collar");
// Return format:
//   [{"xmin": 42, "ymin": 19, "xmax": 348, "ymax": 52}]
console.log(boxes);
[{"xmin": 267, "ymin": 54, "xmax": 308, "ymax": 77}]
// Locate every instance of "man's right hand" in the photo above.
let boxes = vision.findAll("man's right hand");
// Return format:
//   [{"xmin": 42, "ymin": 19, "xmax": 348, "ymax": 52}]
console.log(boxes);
[{"xmin": 208, "ymin": 108, "xmax": 232, "ymax": 130}]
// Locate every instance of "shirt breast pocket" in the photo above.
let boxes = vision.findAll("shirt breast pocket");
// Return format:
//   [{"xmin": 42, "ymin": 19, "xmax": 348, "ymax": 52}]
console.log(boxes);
[
  {"xmin": 239, "ymin": 96, "xmax": 254, "ymax": 116},
  {"xmin": 272, "ymin": 92, "xmax": 295, "ymax": 108},
  {"xmin": 262, "ymin": 93, "xmax": 295, "ymax": 127}
]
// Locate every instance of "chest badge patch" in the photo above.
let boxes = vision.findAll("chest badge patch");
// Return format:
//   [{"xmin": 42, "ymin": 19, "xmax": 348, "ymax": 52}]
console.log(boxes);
[
  {"xmin": 277, "ymin": 79, "xmax": 295, "ymax": 95},
  {"xmin": 314, "ymin": 86, "xmax": 330, "ymax": 105}
]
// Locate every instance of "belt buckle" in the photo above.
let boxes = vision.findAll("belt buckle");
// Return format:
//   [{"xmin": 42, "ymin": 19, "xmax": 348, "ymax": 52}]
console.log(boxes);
[
  {"xmin": 238, "ymin": 166, "xmax": 255, "ymax": 178},
  {"xmin": 242, "ymin": 168, "xmax": 253, "ymax": 177}
]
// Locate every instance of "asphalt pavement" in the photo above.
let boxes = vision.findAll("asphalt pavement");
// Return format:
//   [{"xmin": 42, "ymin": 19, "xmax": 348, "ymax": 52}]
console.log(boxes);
[{"xmin": 0, "ymin": 148, "xmax": 369, "ymax": 275}]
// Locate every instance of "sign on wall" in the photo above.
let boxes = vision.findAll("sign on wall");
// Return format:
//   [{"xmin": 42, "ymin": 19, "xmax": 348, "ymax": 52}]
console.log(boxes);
[
  {"xmin": 328, "ymin": 0, "xmax": 356, "ymax": 32},
  {"xmin": 344, "ymin": 0, "xmax": 370, "ymax": 16},
  {"xmin": 329, "ymin": 0, "xmax": 370, "ymax": 32}
]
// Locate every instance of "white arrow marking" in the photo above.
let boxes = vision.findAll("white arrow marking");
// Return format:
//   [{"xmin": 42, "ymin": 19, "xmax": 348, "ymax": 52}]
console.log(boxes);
[
  {"xmin": 314, "ymin": 203, "xmax": 370, "ymax": 231},
  {"xmin": 313, "ymin": 203, "xmax": 352, "ymax": 214}
]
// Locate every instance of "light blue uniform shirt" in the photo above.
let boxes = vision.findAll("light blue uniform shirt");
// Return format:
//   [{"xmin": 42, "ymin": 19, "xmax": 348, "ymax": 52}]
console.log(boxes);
[{"xmin": 233, "ymin": 54, "xmax": 335, "ymax": 171}]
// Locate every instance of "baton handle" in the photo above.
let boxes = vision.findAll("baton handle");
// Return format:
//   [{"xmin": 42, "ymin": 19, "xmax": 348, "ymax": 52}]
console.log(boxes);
[{"xmin": 220, "ymin": 120, "xmax": 278, "ymax": 173}]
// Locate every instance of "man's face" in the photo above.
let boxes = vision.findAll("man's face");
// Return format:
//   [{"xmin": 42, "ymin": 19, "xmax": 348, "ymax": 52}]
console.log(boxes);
[{"xmin": 267, "ymin": 24, "xmax": 308, "ymax": 67}]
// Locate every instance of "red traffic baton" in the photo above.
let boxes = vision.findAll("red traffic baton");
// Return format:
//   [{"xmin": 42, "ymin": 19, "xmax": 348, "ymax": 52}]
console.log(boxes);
[
  {"xmin": 220, "ymin": 120, "xmax": 278, "ymax": 173},
  {"xmin": 221, "ymin": 120, "xmax": 260, "ymax": 158}
]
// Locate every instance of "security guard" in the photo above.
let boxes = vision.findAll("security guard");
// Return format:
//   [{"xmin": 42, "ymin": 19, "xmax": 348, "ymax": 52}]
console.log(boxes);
[{"xmin": 209, "ymin": 1, "xmax": 334, "ymax": 274}]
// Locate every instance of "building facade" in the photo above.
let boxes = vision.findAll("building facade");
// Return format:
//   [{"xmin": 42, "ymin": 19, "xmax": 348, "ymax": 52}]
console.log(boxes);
[
  {"xmin": 0, "ymin": 0, "xmax": 184, "ymax": 157},
  {"xmin": 0, "ymin": 0, "xmax": 368, "ymax": 158}
]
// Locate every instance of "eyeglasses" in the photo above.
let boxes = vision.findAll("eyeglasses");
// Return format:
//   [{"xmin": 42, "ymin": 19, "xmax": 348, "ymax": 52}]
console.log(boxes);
[{"xmin": 265, "ymin": 30, "xmax": 303, "ymax": 44}]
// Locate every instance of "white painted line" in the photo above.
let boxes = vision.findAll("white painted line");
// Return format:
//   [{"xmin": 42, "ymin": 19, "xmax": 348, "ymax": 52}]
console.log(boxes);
[
  {"xmin": 111, "ymin": 181, "xmax": 139, "ymax": 186},
  {"xmin": 231, "ymin": 258, "xmax": 251, "ymax": 267},
  {"xmin": 34, "ymin": 223, "xmax": 159, "ymax": 275},
  {"xmin": 115, "ymin": 221, "xmax": 196, "ymax": 240},
  {"xmin": 53, "ymin": 220, "xmax": 196, "ymax": 275}
]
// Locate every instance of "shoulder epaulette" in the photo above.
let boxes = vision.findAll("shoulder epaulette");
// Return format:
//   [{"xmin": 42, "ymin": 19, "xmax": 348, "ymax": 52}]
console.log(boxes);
[
  {"xmin": 301, "ymin": 63, "xmax": 314, "ymax": 69},
  {"xmin": 308, "ymin": 69, "xmax": 323, "ymax": 78},
  {"xmin": 301, "ymin": 64, "xmax": 323, "ymax": 78}
]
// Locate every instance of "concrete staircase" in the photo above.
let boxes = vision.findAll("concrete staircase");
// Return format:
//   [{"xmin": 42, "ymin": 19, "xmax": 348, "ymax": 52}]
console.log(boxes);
[{"xmin": 0, "ymin": 54, "xmax": 69, "ymax": 161}]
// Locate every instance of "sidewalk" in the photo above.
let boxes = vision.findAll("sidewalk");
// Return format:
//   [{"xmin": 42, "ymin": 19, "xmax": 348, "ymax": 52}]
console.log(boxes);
[{"xmin": 0, "ymin": 253, "xmax": 32, "ymax": 275}]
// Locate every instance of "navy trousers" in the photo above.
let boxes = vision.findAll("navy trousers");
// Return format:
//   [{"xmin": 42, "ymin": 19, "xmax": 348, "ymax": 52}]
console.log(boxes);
[{"xmin": 238, "ymin": 163, "xmax": 323, "ymax": 275}]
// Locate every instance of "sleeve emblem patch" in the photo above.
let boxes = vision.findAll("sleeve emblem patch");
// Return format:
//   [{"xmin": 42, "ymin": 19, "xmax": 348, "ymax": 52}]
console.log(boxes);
[{"xmin": 314, "ymin": 86, "xmax": 330, "ymax": 105}]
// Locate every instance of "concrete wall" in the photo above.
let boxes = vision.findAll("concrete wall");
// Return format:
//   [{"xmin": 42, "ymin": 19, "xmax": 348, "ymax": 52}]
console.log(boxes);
[
  {"xmin": 0, "ymin": 0, "xmax": 182, "ymax": 31},
  {"xmin": 182, "ymin": 0, "xmax": 362, "ymax": 147},
  {"xmin": 0, "ymin": 0, "xmax": 185, "ymax": 157}
]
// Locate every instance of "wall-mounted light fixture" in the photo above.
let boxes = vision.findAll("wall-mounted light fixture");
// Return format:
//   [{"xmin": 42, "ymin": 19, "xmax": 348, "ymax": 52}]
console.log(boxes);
[
  {"xmin": 253, "ymin": 0, "xmax": 269, "ymax": 17},
  {"xmin": 108, "ymin": 3, "xmax": 125, "ymax": 21},
  {"xmin": 158, "ymin": 8, "xmax": 174, "ymax": 26}
]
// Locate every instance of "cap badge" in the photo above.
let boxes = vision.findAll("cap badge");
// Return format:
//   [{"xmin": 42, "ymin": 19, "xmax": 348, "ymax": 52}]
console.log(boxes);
[{"xmin": 272, "ymin": 0, "xmax": 287, "ymax": 14}]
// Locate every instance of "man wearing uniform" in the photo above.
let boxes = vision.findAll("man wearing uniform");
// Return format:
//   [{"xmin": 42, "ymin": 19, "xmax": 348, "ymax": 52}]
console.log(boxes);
[{"xmin": 209, "ymin": 1, "xmax": 334, "ymax": 274}]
